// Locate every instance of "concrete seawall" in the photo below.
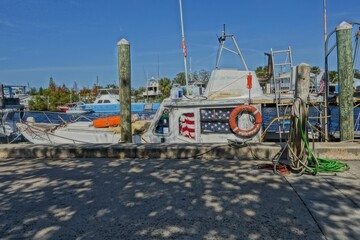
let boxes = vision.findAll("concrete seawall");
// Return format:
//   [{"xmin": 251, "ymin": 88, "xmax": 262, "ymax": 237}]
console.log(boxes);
[{"xmin": 0, "ymin": 142, "xmax": 359, "ymax": 160}]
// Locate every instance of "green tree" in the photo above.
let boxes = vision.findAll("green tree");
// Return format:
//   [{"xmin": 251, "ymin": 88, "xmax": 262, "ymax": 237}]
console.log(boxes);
[
  {"xmin": 172, "ymin": 72, "xmax": 186, "ymax": 86},
  {"xmin": 72, "ymin": 81, "xmax": 78, "ymax": 93},
  {"xmin": 158, "ymin": 77, "xmax": 172, "ymax": 101},
  {"xmin": 255, "ymin": 66, "xmax": 268, "ymax": 78},
  {"xmin": 310, "ymin": 66, "xmax": 321, "ymax": 76},
  {"xmin": 329, "ymin": 71, "xmax": 338, "ymax": 83},
  {"xmin": 39, "ymin": 87, "xmax": 44, "ymax": 95},
  {"xmin": 105, "ymin": 83, "xmax": 118, "ymax": 89},
  {"xmin": 28, "ymin": 95, "xmax": 48, "ymax": 111},
  {"xmin": 48, "ymin": 76, "xmax": 56, "ymax": 93},
  {"xmin": 354, "ymin": 69, "xmax": 360, "ymax": 79},
  {"xmin": 191, "ymin": 70, "xmax": 211, "ymax": 87},
  {"xmin": 29, "ymin": 87, "xmax": 37, "ymax": 95},
  {"xmin": 134, "ymin": 86, "xmax": 146, "ymax": 100}
]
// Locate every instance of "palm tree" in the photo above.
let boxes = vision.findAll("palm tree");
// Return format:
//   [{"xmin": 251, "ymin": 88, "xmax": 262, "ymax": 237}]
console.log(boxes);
[
  {"xmin": 310, "ymin": 66, "xmax": 321, "ymax": 76},
  {"xmin": 329, "ymin": 71, "xmax": 338, "ymax": 83}
]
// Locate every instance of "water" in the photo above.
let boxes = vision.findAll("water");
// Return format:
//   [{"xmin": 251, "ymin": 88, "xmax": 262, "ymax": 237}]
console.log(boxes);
[
  {"xmin": 261, "ymin": 106, "xmax": 360, "ymax": 133},
  {"xmin": 4, "ymin": 106, "xmax": 360, "ymax": 143}
]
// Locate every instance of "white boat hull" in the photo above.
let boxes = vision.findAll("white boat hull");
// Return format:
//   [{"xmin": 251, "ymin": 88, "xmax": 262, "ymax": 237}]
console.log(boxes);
[{"xmin": 16, "ymin": 121, "xmax": 121, "ymax": 144}]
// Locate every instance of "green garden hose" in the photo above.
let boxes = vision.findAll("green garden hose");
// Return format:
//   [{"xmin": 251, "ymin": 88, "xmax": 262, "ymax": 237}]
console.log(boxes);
[{"xmin": 299, "ymin": 119, "xmax": 350, "ymax": 174}]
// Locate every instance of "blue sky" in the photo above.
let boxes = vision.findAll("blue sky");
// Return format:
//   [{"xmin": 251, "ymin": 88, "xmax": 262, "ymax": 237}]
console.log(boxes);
[{"xmin": 0, "ymin": 0, "xmax": 359, "ymax": 90}]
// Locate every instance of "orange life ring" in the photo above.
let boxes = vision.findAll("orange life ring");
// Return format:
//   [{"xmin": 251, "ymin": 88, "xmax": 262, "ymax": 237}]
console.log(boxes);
[{"xmin": 229, "ymin": 105, "xmax": 262, "ymax": 138}]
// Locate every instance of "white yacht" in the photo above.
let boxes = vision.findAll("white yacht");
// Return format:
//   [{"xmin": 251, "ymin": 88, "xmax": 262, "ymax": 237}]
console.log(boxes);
[{"xmin": 82, "ymin": 89, "xmax": 160, "ymax": 113}]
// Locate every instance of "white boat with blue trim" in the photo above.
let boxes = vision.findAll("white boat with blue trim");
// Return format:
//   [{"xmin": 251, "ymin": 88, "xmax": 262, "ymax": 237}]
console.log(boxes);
[{"xmin": 81, "ymin": 89, "xmax": 161, "ymax": 113}]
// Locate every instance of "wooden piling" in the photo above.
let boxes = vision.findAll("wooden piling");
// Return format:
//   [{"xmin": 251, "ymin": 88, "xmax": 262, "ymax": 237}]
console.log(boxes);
[
  {"xmin": 288, "ymin": 63, "xmax": 310, "ymax": 172},
  {"xmin": 117, "ymin": 39, "xmax": 132, "ymax": 143},
  {"xmin": 336, "ymin": 22, "xmax": 354, "ymax": 141}
]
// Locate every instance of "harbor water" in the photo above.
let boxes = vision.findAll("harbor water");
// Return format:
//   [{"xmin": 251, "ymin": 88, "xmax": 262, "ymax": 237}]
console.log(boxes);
[{"xmin": 4, "ymin": 106, "xmax": 360, "ymax": 143}]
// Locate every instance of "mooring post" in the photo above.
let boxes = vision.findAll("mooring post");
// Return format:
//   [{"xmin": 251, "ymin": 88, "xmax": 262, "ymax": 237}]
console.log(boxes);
[
  {"xmin": 117, "ymin": 38, "xmax": 132, "ymax": 143},
  {"xmin": 336, "ymin": 21, "xmax": 354, "ymax": 141},
  {"xmin": 288, "ymin": 63, "xmax": 310, "ymax": 172},
  {"xmin": 295, "ymin": 64, "xmax": 311, "ymax": 102}
]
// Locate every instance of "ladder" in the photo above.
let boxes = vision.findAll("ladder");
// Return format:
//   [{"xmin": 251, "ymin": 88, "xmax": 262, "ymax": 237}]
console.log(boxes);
[{"xmin": 270, "ymin": 47, "xmax": 293, "ymax": 141}]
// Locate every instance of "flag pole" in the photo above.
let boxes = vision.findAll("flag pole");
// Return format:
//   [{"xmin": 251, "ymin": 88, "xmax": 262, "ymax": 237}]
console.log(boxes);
[
  {"xmin": 179, "ymin": 0, "xmax": 189, "ymax": 93},
  {"xmin": 323, "ymin": 0, "xmax": 329, "ymax": 141}
]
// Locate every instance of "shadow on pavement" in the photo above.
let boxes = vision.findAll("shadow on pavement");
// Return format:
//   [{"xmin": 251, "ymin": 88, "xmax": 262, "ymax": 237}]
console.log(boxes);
[{"xmin": 1, "ymin": 157, "xmax": 357, "ymax": 239}]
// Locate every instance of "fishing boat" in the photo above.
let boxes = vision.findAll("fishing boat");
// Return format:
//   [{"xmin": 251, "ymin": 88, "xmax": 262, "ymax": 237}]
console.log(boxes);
[
  {"xmin": 65, "ymin": 101, "xmax": 92, "ymax": 115},
  {"xmin": 0, "ymin": 85, "xmax": 25, "ymax": 141},
  {"xmin": 0, "ymin": 109, "xmax": 18, "ymax": 138},
  {"xmin": 82, "ymin": 88, "xmax": 160, "ymax": 113},
  {"xmin": 141, "ymin": 30, "xmax": 272, "ymax": 144},
  {"xmin": 16, "ymin": 116, "xmax": 122, "ymax": 144},
  {"xmin": 16, "ymin": 113, "xmax": 151, "ymax": 144}
]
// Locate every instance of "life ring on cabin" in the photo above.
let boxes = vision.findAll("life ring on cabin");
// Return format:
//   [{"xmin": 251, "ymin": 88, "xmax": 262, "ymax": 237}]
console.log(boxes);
[{"xmin": 229, "ymin": 105, "xmax": 262, "ymax": 138}]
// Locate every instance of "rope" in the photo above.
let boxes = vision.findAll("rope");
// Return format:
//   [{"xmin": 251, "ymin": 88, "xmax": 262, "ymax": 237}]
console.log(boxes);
[{"xmin": 286, "ymin": 98, "xmax": 350, "ymax": 175}]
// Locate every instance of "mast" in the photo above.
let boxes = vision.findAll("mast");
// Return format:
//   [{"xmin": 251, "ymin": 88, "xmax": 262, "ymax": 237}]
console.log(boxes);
[
  {"xmin": 179, "ymin": 0, "xmax": 189, "ymax": 93},
  {"xmin": 323, "ymin": 0, "xmax": 329, "ymax": 141}
]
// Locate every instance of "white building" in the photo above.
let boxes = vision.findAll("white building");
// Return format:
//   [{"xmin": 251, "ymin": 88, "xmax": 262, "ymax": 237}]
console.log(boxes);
[{"xmin": 142, "ymin": 78, "xmax": 162, "ymax": 98}]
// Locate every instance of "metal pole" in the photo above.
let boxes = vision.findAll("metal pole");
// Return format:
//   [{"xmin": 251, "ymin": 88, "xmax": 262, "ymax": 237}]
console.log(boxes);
[
  {"xmin": 179, "ymin": 0, "xmax": 189, "ymax": 93},
  {"xmin": 323, "ymin": 0, "xmax": 327, "ymax": 43},
  {"xmin": 322, "ymin": 0, "xmax": 328, "ymax": 141},
  {"xmin": 117, "ymin": 38, "xmax": 132, "ymax": 143},
  {"xmin": 336, "ymin": 22, "xmax": 354, "ymax": 141},
  {"xmin": 324, "ymin": 29, "xmax": 336, "ymax": 141}
]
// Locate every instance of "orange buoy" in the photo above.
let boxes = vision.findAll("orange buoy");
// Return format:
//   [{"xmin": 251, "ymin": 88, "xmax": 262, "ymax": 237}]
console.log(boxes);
[
  {"xmin": 229, "ymin": 105, "xmax": 262, "ymax": 138},
  {"xmin": 93, "ymin": 116, "xmax": 121, "ymax": 128}
]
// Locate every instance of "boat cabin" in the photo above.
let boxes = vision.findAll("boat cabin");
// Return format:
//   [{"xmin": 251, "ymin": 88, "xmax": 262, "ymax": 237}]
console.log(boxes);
[{"xmin": 141, "ymin": 69, "xmax": 266, "ymax": 143}]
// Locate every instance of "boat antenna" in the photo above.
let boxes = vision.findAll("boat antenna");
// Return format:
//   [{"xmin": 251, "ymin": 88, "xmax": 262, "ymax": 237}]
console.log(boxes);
[
  {"xmin": 215, "ymin": 24, "xmax": 248, "ymax": 71},
  {"xmin": 179, "ymin": 0, "xmax": 189, "ymax": 93}
]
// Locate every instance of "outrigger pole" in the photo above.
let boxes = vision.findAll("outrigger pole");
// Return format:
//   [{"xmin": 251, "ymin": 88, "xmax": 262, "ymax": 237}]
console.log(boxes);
[{"xmin": 179, "ymin": 0, "xmax": 189, "ymax": 93}]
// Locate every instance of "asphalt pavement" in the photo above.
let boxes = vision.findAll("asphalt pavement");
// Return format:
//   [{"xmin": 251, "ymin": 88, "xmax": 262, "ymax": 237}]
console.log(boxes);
[{"xmin": 0, "ymin": 157, "xmax": 359, "ymax": 240}]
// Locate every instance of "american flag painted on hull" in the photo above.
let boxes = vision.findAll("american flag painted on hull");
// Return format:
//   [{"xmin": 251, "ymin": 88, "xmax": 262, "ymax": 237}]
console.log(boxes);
[
  {"xmin": 201, "ymin": 109, "xmax": 232, "ymax": 133},
  {"xmin": 179, "ymin": 113, "xmax": 195, "ymax": 139}
]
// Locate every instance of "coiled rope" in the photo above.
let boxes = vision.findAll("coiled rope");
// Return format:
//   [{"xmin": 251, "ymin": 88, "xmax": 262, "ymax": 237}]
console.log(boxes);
[{"xmin": 285, "ymin": 98, "xmax": 350, "ymax": 175}]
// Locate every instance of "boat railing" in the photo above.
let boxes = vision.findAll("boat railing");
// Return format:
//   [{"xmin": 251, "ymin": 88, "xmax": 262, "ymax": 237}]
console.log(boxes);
[
  {"xmin": 355, "ymin": 111, "xmax": 360, "ymax": 131},
  {"xmin": 19, "ymin": 110, "xmax": 98, "ymax": 125},
  {"xmin": 18, "ymin": 120, "xmax": 91, "ymax": 144}
]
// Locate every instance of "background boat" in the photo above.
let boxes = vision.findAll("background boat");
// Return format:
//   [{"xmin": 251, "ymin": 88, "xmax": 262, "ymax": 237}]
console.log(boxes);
[{"xmin": 81, "ymin": 89, "xmax": 160, "ymax": 113}]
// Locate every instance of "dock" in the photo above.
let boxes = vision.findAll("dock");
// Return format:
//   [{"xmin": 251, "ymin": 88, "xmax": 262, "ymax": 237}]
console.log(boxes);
[
  {"xmin": 0, "ymin": 146, "xmax": 359, "ymax": 239},
  {"xmin": 0, "ymin": 142, "xmax": 359, "ymax": 160}
]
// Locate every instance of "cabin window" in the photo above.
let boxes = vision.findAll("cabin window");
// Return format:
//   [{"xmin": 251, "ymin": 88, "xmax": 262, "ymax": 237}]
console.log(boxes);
[
  {"xmin": 155, "ymin": 110, "xmax": 170, "ymax": 135},
  {"xmin": 200, "ymin": 108, "xmax": 232, "ymax": 134},
  {"xmin": 179, "ymin": 113, "xmax": 195, "ymax": 140},
  {"xmin": 104, "ymin": 100, "xmax": 111, "ymax": 103},
  {"xmin": 97, "ymin": 100, "xmax": 103, "ymax": 104}
]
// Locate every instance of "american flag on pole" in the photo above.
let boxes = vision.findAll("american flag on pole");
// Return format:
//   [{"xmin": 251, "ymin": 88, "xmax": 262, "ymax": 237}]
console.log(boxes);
[
  {"xmin": 179, "ymin": 113, "xmax": 195, "ymax": 139},
  {"xmin": 317, "ymin": 78, "xmax": 325, "ymax": 95},
  {"xmin": 182, "ymin": 39, "xmax": 187, "ymax": 58}
]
